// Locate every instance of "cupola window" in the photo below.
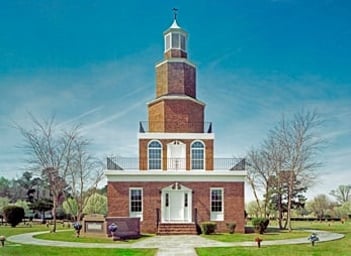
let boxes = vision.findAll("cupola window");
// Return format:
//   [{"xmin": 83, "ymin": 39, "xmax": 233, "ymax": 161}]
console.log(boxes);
[{"xmin": 165, "ymin": 32, "xmax": 186, "ymax": 52}]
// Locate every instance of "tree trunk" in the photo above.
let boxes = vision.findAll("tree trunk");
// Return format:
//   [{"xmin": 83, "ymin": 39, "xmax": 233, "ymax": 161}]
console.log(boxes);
[
  {"xmin": 51, "ymin": 197, "xmax": 57, "ymax": 232},
  {"xmin": 286, "ymin": 171, "xmax": 294, "ymax": 231},
  {"xmin": 41, "ymin": 210, "xmax": 46, "ymax": 224},
  {"xmin": 247, "ymin": 177, "xmax": 263, "ymax": 216},
  {"xmin": 278, "ymin": 194, "xmax": 283, "ymax": 229}
]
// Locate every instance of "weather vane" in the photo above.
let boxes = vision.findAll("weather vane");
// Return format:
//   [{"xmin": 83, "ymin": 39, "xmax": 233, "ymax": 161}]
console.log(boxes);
[{"xmin": 172, "ymin": 7, "xmax": 178, "ymax": 21}]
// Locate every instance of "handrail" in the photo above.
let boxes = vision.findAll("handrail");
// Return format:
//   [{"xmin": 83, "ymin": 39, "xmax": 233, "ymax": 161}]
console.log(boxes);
[{"xmin": 106, "ymin": 157, "xmax": 245, "ymax": 170}]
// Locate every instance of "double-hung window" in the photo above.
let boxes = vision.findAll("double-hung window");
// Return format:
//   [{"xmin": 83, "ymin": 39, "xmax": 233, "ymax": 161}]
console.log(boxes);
[
  {"xmin": 130, "ymin": 188, "xmax": 143, "ymax": 220},
  {"xmin": 210, "ymin": 188, "xmax": 223, "ymax": 221}
]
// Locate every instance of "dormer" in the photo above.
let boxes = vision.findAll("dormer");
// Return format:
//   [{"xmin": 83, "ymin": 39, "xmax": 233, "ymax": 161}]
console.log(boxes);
[{"xmin": 164, "ymin": 19, "xmax": 188, "ymax": 59}]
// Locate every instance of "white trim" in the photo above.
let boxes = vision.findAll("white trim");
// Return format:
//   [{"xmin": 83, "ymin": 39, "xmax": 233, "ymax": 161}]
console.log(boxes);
[
  {"xmin": 161, "ymin": 183, "xmax": 192, "ymax": 223},
  {"xmin": 129, "ymin": 187, "xmax": 143, "ymax": 221},
  {"xmin": 105, "ymin": 170, "xmax": 246, "ymax": 182},
  {"xmin": 167, "ymin": 140, "xmax": 186, "ymax": 170},
  {"xmin": 210, "ymin": 188, "xmax": 224, "ymax": 221},
  {"xmin": 156, "ymin": 58, "xmax": 196, "ymax": 68},
  {"xmin": 138, "ymin": 132, "xmax": 214, "ymax": 140},
  {"xmin": 191, "ymin": 140, "xmax": 205, "ymax": 170},
  {"xmin": 147, "ymin": 95, "xmax": 205, "ymax": 107},
  {"xmin": 147, "ymin": 140, "xmax": 162, "ymax": 170}
]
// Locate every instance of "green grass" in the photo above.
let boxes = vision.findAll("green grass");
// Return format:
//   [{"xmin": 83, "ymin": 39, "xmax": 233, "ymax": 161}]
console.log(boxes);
[
  {"xmin": 35, "ymin": 230, "xmax": 153, "ymax": 244},
  {"xmin": 197, "ymin": 221, "xmax": 351, "ymax": 256},
  {"xmin": 0, "ymin": 245, "xmax": 156, "ymax": 256},
  {"xmin": 201, "ymin": 227, "xmax": 309, "ymax": 242},
  {"xmin": 0, "ymin": 223, "xmax": 61, "ymax": 236},
  {"xmin": 0, "ymin": 223, "xmax": 156, "ymax": 256},
  {"xmin": 1, "ymin": 221, "xmax": 350, "ymax": 256}
]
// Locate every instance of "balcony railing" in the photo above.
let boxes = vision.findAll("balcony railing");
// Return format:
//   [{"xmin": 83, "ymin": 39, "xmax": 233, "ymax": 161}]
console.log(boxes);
[
  {"xmin": 106, "ymin": 157, "xmax": 245, "ymax": 171},
  {"xmin": 139, "ymin": 121, "xmax": 213, "ymax": 133}
]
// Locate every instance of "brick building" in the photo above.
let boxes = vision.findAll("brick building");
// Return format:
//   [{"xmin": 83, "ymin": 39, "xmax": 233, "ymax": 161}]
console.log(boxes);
[{"xmin": 105, "ymin": 16, "xmax": 247, "ymax": 234}]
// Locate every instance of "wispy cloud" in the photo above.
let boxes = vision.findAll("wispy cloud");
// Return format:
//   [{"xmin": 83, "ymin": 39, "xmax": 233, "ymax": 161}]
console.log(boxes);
[
  {"xmin": 82, "ymin": 99, "xmax": 148, "ymax": 133},
  {"xmin": 199, "ymin": 59, "xmax": 351, "ymax": 201},
  {"xmin": 0, "ymin": 47, "xmax": 158, "ymax": 176}
]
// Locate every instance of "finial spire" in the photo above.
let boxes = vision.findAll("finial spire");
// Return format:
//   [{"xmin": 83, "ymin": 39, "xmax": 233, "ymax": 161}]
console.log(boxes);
[{"xmin": 172, "ymin": 7, "xmax": 178, "ymax": 21}]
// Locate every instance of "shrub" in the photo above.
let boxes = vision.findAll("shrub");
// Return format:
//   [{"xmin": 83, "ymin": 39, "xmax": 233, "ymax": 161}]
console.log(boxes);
[
  {"xmin": 252, "ymin": 217, "xmax": 269, "ymax": 234},
  {"xmin": 201, "ymin": 221, "xmax": 217, "ymax": 235},
  {"xmin": 226, "ymin": 222, "xmax": 236, "ymax": 234},
  {"xmin": 3, "ymin": 205, "xmax": 25, "ymax": 227}
]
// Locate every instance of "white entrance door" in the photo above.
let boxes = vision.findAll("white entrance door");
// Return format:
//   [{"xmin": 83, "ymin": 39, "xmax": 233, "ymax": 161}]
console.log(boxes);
[
  {"xmin": 167, "ymin": 141, "xmax": 186, "ymax": 170},
  {"xmin": 170, "ymin": 191, "xmax": 184, "ymax": 221},
  {"xmin": 161, "ymin": 184, "xmax": 192, "ymax": 223}
]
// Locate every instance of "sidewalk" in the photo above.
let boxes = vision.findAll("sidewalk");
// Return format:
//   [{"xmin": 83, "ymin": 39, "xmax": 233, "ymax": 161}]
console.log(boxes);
[{"xmin": 7, "ymin": 230, "xmax": 344, "ymax": 256}]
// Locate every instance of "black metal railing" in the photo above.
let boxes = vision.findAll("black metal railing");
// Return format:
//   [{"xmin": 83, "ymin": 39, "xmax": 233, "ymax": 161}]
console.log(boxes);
[
  {"xmin": 106, "ymin": 157, "xmax": 245, "ymax": 171},
  {"xmin": 194, "ymin": 208, "xmax": 198, "ymax": 226},
  {"xmin": 156, "ymin": 208, "xmax": 160, "ymax": 230}
]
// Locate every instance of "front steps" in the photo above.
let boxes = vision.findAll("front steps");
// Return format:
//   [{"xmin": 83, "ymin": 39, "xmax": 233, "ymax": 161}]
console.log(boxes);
[{"xmin": 157, "ymin": 223, "xmax": 198, "ymax": 235}]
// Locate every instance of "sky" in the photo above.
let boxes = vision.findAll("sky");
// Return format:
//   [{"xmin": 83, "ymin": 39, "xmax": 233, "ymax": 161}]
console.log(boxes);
[{"xmin": 0, "ymin": 0, "xmax": 350, "ymax": 202}]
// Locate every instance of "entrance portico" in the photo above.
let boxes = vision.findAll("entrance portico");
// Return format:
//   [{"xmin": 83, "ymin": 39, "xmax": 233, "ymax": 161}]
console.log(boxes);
[{"xmin": 161, "ymin": 183, "xmax": 192, "ymax": 223}]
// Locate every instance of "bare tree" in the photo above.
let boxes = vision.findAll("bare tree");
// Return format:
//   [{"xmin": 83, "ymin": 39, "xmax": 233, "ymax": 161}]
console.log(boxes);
[
  {"xmin": 15, "ymin": 114, "xmax": 103, "ymax": 231},
  {"xmin": 246, "ymin": 147, "xmax": 274, "ymax": 218},
  {"xmin": 246, "ymin": 110, "xmax": 324, "ymax": 230},
  {"xmin": 330, "ymin": 185, "xmax": 351, "ymax": 204},
  {"xmin": 306, "ymin": 194, "xmax": 333, "ymax": 220},
  {"xmin": 64, "ymin": 137, "xmax": 104, "ymax": 221},
  {"xmin": 277, "ymin": 111, "xmax": 324, "ymax": 230}
]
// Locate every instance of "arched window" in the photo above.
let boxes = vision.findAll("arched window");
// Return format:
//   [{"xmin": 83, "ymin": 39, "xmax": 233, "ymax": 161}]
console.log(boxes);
[
  {"xmin": 148, "ymin": 141, "xmax": 162, "ymax": 170},
  {"xmin": 191, "ymin": 141, "xmax": 205, "ymax": 170}
]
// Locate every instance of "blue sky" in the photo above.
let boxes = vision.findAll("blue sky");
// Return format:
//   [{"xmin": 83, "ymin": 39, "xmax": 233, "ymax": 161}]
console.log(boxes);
[{"xmin": 0, "ymin": 0, "xmax": 350, "ymax": 202}]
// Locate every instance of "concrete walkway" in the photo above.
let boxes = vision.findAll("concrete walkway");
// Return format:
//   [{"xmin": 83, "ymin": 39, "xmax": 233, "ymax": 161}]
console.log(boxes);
[{"xmin": 7, "ymin": 230, "xmax": 344, "ymax": 256}]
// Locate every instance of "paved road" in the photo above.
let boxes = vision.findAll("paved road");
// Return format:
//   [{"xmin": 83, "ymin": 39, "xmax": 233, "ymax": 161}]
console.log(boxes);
[{"xmin": 7, "ymin": 230, "xmax": 344, "ymax": 256}]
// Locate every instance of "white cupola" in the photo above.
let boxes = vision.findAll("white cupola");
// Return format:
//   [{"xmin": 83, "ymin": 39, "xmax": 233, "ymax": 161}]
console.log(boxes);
[{"xmin": 163, "ymin": 13, "xmax": 188, "ymax": 59}]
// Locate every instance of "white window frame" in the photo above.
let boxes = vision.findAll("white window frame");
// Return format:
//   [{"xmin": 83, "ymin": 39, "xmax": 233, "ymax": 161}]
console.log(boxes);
[
  {"xmin": 210, "ymin": 188, "xmax": 224, "ymax": 221},
  {"xmin": 129, "ymin": 188, "xmax": 143, "ymax": 221},
  {"xmin": 172, "ymin": 33, "xmax": 180, "ymax": 49},
  {"xmin": 180, "ymin": 34, "xmax": 186, "ymax": 51},
  {"xmin": 164, "ymin": 32, "xmax": 186, "ymax": 52},
  {"xmin": 165, "ymin": 34, "xmax": 171, "ymax": 51},
  {"xmin": 191, "ymin": 140, "xmax": 205, "ymax": 170},
  {"xmin": 148, "ymin": 140, "xmax": 162, "ymax": 170}
]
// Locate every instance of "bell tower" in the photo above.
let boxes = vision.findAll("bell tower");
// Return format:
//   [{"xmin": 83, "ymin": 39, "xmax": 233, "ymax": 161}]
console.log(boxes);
[
  {"xmin": 139, "ymin": 11, "xmax": 214, "ymax": 171},
  {"xmin": 148, "ymin": 15, "xmax": 205, "ymax": 133}
]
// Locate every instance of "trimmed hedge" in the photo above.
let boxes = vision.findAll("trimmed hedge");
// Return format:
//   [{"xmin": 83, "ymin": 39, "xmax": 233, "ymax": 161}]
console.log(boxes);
[
  {"xmin": 3, "ymin": 205, "xmax": 25, "ymax": 227},
  {"xmin": 252, "ymin": 217, "xmax": 269, "ymax": 234},
  {"xmin": 226, "ymin": 222, "xmax": 236, "ymax": 234},
  {"xmin": 201, "ymin": 221, "xmax": 217, "ymax": 235}
]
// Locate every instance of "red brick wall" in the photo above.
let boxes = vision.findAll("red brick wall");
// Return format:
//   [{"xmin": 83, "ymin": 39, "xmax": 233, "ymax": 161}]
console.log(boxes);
[
  {"xmin": 148, "ymin": 101, "xmax": 165, "ymax": 132},
  {"xmin": 164, "ymin": 49, "xmax": 187, "ymax": 59},
  {"xmin": 156, "ymin": 62, "xmax": 196, "ymax": 98},
  {"xmin": 107, "ymin": 181, "xmax": 245, "ymax": 233},
  {"xmin": 138, "ymin": 138, "xmax": 213, "ymax": 171},
  {"xmin": 148, "ymin": 99, "xmax": 204, "ymax": 133},
  {"xmin": 156, "ymin": 64, "xmax": 167, "ymax": 97}
]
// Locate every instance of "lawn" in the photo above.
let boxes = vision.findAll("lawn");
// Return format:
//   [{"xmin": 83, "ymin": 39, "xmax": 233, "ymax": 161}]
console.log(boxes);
[
  {"xmin": 0, "ymin": 223, "xmax": 156, "ymax": 256},
  {"xmin": 201, "ymin": 226, "xmax": 310, "ymax": 242},
  {"xmin": 35, "ymin": 230, "xmax": 153, "ymax": 243},
  {"xmin": 0, "ymin": 221, "xmax": 349, "ymax": 256},
  {"xmin": 197, "ymin": 221, "xmax": 351, "ymax": 256}
]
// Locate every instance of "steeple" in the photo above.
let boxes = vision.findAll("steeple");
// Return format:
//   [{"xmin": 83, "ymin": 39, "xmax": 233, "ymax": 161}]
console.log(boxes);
[
  {"xmin": 147, "ymin": 12, "xmax": 204, "ymax": 134},
  {"xmin": 163, "ymin": 9, "xmax": 188, "ymax": 59}
]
